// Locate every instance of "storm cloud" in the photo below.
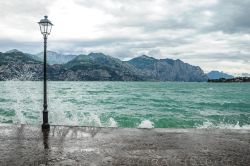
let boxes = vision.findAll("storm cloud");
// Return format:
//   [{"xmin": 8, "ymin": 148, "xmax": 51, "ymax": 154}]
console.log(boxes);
[{"xmin": 0, "ymin": 0, "xmax": 250, "ymax": 74}]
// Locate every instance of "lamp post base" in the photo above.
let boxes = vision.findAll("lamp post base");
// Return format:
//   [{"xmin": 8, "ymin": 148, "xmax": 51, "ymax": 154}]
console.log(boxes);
[{"xmin": 42, "ymin": 123, "xmax": 50, "ymax": 130}]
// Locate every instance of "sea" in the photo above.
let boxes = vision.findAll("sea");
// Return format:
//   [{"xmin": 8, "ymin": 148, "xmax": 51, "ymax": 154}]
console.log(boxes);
[{"xmin": 0, "ymin": 81, "xmax": 249, "ymax": 129}]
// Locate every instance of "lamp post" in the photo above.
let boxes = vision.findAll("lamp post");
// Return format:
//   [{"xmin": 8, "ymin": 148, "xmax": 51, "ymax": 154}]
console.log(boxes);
[{"xmin": 38, "ymin": 16, "xmax": 53, "ymax": 130}]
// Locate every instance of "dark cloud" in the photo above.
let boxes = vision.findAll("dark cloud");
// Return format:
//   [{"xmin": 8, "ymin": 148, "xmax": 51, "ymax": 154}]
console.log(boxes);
[
  {"xmin": 209, "ymin": 0, "xmax": 250, "ymax": 33},
  {"xmin": 0, "ymin": 0, "xmax": 250, "ymax": 74}
]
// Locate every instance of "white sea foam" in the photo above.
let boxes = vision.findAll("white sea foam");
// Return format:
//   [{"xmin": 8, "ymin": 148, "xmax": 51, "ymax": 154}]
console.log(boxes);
[
  {"xmin": 88, "ymin": 114, "xmax": 102, "ymax": 127},
  {"xmin": 197, "ymin": 121, "xmax": 250, "ymax": 129},
  {"xmin": 138, "ymin": 120, "xmax": 154, "ymax": 128},
  {"xmin": 4, "ymin": 81, "xmax": 26, "ymax": 124},
  {"xmin": 107, "ymin": 117, "xmax": 118, "ymax": 127}
]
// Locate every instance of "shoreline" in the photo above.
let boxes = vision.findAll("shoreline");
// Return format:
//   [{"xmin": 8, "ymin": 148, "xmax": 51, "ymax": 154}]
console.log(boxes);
[
  {"xmin": 1, "ymin": 123, "xmax": 250, "ymax": 130},
  {"xmin": 0, "ymin": 124, "xmax": 249, "ymax": 165}
]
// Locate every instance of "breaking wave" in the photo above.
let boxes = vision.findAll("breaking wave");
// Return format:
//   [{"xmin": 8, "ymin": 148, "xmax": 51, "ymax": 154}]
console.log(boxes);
[
  {"xmin": 197, "ymin": 121, "xmax": 250, "ymax": 129},
  {"xmin": 1, "ymin": 81, "xmax": 250, "ymax": 129},
  {"xmin": 107, "ymin": 117, "xmax": 118, "ymax": 127},
  {"xmin": 138, "ymin": 120, "xmax": 154, "ymax": 128}
]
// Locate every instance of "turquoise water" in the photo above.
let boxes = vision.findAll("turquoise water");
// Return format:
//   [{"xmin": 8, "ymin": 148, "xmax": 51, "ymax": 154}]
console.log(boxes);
[{"xmin": 0, "ymin": 81, "xmax": 250, "ymax": 129}]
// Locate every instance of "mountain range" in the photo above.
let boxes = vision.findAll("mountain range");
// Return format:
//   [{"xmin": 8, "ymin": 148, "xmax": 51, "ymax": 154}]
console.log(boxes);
[
  {"xmin": 0, "ymin": 49, "xmax": 210, "ymax": 81},
  {"xmin": 207, "ymin": 71, "xmax": 234, "ymax": 79},
  {"xmin": 36, "ymin": 51, "xmax": 77, "ymax": 64}
]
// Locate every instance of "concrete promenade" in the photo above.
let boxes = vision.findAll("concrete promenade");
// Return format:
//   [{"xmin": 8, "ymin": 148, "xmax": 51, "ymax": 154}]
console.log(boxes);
[{"xmin": 0, "ymin": 124, "xmax": 249, "ymax": 166}]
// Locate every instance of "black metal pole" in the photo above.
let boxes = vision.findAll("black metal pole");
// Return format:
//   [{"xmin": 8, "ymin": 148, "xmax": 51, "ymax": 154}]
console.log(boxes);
[{"xmin": 42, "ymin": 35, "xmax": 50, "ymax": 130}]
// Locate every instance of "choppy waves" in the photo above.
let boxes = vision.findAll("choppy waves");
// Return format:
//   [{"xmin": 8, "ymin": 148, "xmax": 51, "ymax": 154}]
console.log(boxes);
[
  {"xmin": 0, "ymin": 81, "xmax": 250, "ymax": 129},
  {"xmin": 197, "ymin": 121, "xmax": 250, "ymax": 129}
]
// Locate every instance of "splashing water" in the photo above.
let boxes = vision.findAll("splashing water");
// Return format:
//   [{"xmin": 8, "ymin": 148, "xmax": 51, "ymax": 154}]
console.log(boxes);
[
  {"xmin": 197, "ymin": 121, "xmax": 250, "ymax": 129},
  {"xmin": 1, "ymin": 81, "xmax": 42, "ymax": 124},
  {"xmin": 138, "ymin": 120, "xmax": 154, "ymax": 128},
  {"xmin": 0, "ymin": 81, "xmax": 250, "ymax": 129}
]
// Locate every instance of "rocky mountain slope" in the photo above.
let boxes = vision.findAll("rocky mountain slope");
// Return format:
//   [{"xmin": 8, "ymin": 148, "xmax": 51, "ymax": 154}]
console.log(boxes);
[
  {"xmin": 61, "ymin": 53, "xmax": 144, "ymax": 81},
  {"xmin": 128, "ymin": 55, "xmax": 207, "ymax": 81},
  {"xmin": 0, "ymin": 50, "xmax": 208, "ymax": 81}
]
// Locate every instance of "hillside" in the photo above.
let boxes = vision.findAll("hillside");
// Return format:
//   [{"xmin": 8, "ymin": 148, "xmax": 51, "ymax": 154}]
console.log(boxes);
[
  {"xmin": 128, "ymin": 55, "xmax": 207, "ymax": 81},
  {"xmin": 0, "ymin": 50, "xmax": 208, "ymax": 81},
  {"xmin": 0, "ymin": 50, "xmax": 43, "ymax": 80},
  {"xmin": 62, "ymin": 53, "xmax": 143, "ymax": 81}
]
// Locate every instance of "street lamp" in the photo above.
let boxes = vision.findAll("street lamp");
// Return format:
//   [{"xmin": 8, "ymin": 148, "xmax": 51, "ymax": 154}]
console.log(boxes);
[{"xmin": 38, "ymin": 16, "xmax": 53, "ymax": 130}]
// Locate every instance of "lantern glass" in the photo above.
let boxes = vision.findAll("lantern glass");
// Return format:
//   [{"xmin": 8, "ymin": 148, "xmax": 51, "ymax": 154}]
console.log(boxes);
[{"xmin": 38, "ymin": 16, "xmax": 53, "ymax": 36}]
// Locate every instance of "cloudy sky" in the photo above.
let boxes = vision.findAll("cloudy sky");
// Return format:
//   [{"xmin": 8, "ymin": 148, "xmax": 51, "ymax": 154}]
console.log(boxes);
[{"xmin": 0, "ymin": 0, "xmax": 250, "ymax": 74}]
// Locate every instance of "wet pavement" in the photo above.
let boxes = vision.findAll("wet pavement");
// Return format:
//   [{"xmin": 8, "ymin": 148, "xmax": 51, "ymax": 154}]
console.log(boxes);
[{"xmin": 0, "ymin": 124, "xmax": 249, "ymax": 166}]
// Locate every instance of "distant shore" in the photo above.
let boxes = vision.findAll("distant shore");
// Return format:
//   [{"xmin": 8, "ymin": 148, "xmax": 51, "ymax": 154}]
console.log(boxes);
[{"xmin": 208, "ymin": 77, "xmax": 250, "ymax": 82}]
